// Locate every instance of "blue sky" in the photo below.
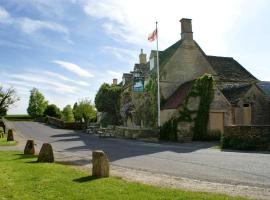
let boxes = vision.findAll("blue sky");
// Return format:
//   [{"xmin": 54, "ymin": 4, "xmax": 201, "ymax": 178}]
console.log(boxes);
[{"xmin": 0, "ymin": 0, "xmax": 269, "ymax": 114}]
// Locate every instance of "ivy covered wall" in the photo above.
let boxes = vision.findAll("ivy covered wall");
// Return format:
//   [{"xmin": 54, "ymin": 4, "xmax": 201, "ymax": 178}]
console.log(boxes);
[{"xmin": 160, "ymin": 74, "xmax": 215, "ymax": 141}]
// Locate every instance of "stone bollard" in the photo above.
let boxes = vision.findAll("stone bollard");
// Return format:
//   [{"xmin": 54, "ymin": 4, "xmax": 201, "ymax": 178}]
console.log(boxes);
[
  {"xmin": 24, "ymin": 140, "xmax": 35, "ymax": 155},
  {"xmin": 37, "ymin": 143, "xmax": 54, "ymax": 163},
  {"xmin": 92, "ymin": 150, "xmax": 109, "ymax": 177},
  {"xmin": 7, "ymin": 129, "xmax": 14, "ymax": 141}
]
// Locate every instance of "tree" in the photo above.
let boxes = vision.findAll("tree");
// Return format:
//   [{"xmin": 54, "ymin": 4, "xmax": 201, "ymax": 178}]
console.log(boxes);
[
  {"xmin": 0, "ymin": 85, "xmax": 20, "ymax": 116},
  {"xmin": 73, "ymin": 102, "xmax": 80, "ymax": 122},
  {"xmin": 62, "ymin": 105, "xmax": 75, "ymax": 122},
  {"xmin": 27, "ymin": 88, "xmax": 48, "ymax": 118},
  {"xmin": 44, "ymin": 104, "xmax": 62, "ymax": 119},
  {"xmin": 95, "ymin": 83, "xmax": 121, "ymax": 125},
  {"xmin": 73, "ymin": 99, "xmax": 96, "ymax": 124}
]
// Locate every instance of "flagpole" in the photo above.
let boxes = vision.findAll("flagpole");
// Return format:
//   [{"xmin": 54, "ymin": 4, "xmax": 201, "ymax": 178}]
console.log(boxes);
[{"xmin": 156, "ymin": 21, "xmax": 161, "ymax": 128}]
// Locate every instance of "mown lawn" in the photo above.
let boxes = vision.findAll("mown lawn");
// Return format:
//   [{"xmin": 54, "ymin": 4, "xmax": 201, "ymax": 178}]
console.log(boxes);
[
  {"xmin": 0, "ymin": 136, "xmax": 17, "ymax": 146},
  {"xmin": 0, "ymin": 151, "xmax": 248, "ymax": 200}
]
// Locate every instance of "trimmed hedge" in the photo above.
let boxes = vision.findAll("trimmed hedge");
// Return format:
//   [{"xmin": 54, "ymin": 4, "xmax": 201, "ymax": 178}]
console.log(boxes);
[
  {"xmin": 221, "ymin": 126, "xmax": 270, "ymax": 151},
  {"xmin": 5, "ymin": 115, "xmax": 33, "ymax": 121}
]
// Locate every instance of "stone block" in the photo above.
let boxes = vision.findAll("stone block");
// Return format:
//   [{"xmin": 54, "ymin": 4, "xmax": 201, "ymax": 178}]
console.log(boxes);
[
  {"xmin": 92, "ymin": 150, "xmax": 109, "ymax": 177},
  {"xmin": 24, "ymin": 140, "xmax": 35, "ymax": 155},
  {"xmin": 7, "ymin": 129, "xmax": 14, "ymax": 141},
  {"xmin": 37, "ymin": 143, "xmax": 54, "ymax": 163}
]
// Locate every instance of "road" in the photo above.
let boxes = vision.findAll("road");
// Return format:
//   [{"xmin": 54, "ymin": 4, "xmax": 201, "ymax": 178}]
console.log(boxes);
[{"xmin": 12, "ymin": 121, "xmax": 270, "ymax": 188}]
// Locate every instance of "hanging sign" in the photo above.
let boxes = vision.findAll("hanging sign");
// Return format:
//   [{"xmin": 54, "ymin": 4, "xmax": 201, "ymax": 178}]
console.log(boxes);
[{"xmin": 133, "ymin": 77, "xmax": 144, "ymax": 92}]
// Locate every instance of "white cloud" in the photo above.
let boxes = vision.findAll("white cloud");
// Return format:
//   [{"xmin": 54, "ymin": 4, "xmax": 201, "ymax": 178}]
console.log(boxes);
[
  {"xmin": 0, "ymin": 6, "xmax": 10, "ymax": 22},
  {"xmin": 4, "ymin": 73, "xmax": 79, "ymax": 94},
  {"xmin": 101, "ymin": 46, "xmax": 138, "ymax": 64},
  {"xmin": 3, "ymin": 71, "xmax": 93, "ymax": 114},
  {"xmin": 106, "ymin": 70, "xmax": 122, "ymax": 79},
  {"xmin": 19, "ymin": 17, "xmax": 68, "ymax": 34},
  {"xmin": 82, "ymin": 0, "xmax": 246, "ymax": 54},
  {"xmin": 44, "ymin": 71, "xmax": 90, "ymax": 86},
  {"xmin": 53, "ymin": 60, "xmax": 94, "ymax": 78},
  {"xmin": 0, "ymin": 6, "xmax": 69, "ymax": 38}
]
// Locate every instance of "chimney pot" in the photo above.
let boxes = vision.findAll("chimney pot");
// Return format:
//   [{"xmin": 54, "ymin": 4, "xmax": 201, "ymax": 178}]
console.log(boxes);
[
  {"xmin": 139, "ymin": 49, "xmax": 147, "ymax": 64},
  {"xmin": 180, "ymin": 18, "xmax": 193, "ymax": 40},
  {"xmin": 112, "ymin": 78, "xmax": 118, "ymax": 85}
]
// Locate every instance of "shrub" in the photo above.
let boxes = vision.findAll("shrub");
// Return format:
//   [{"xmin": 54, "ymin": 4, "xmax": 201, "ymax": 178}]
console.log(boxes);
[
  {"xmin": 221, "ymin": 129, "xmax": 270, "ymax": 151},
  {"xmin": 159, "ymin": 118, "xmax": 178, "ymax": 142},
  {"xmin": 44, "ymin": 104, "xmax": 62, "ymax": 119}
]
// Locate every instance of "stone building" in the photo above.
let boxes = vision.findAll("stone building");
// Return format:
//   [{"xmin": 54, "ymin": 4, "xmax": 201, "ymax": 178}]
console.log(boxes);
[{"xmin": 120, "ymin": 18, "xmax": 270, "ymax": 136}]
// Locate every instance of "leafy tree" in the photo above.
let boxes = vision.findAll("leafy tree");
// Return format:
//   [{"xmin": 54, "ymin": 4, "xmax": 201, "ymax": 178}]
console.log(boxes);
[
  {"xmin": 27, "ymin": 88, "xmax": 48, "ymax": 118},
  {"xmin": 73, "ymin": 99, "xmax": 96, "ymax": 124},
  {"xmin": 0, "ymin": 85, "xmax": 20, "ymax": 116},
  {"xmin": 62, "ymin": 105, "xmax": 75, "ymax": 122},
  {"xmin": 95, "ymin": 83, "xmax": 121, "ymax": 125},
  {"xmin": 44, "ymin": 104, "xmax": 62, "ymax": 119},
  {"xmin": 72, "ymin": 102, "xmax": 81, "ymax": 122}
]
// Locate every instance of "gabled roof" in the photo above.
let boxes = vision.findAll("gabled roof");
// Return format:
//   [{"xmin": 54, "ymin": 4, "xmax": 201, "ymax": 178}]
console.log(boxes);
[
  {"xmin": 221, "ymin": 84, "xmax": 252, "ymax": 105},
  {"xmin": 256, "ymin": 81, "xmax": 270, "ymax": 97},
  {"xmin": 159, "ymin": 40, "xmax": 183, "ymax": 68},
  {"xmin": 207, "ymin": 56, "xmax": 257, "ymax": 82},
  {"xmin": 161, "ymin": 81, "xmax": 193, "ymax": 110}
]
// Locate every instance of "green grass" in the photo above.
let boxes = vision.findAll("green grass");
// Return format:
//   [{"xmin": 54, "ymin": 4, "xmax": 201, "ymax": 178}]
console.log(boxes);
[
  {"xmin": 0, "ymin": 137, "xmax": 17, "ymax": 146},
  {"xmin": 5, "ymin": 114, "xmax": 33, "ymax": 121},
  {"xmin": 0, "ymin": 151, "xmax": 248, "ymax": 200}
]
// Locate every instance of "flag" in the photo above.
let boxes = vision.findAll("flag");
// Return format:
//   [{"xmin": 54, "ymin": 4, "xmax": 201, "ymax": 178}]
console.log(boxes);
[{"xmin": 148, "ymin": 28, "xmax": 157, "ymax": 42}]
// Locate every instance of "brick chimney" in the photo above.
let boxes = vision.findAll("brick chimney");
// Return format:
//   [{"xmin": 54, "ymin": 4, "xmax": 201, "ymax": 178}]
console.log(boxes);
[
  {"xmin": 112, "ymin": 78, "xmax": 118, "ymax": 85},
  {"xmin": 139, "ymin": 49, "xmax": 147, "ymax": 64},
  {"xmin": 180, "ymin": 18, "xmax": 193, "ymax": 40}
]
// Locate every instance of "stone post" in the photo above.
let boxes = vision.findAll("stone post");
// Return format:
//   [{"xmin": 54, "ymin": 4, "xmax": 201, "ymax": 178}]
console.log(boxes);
[
  {"xmin": 24, "ymin": 140, "xmax": 35, "ymax": 155},
  {"xmin": 7, "ymin": 129, "xmax": 14, "ymax": 141},
  {"xmin": 37, "ymin": 143, "xmax": 54, "ymax": 163},
  {"xmin": 92, "ymin": 150, "xmax": 109, "ymax": 177}
]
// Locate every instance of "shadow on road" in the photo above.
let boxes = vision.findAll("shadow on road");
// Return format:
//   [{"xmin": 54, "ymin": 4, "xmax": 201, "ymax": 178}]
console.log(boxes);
[{"xmin": 49, "ymin": 128, "xmax": 217, "ymax": 162}]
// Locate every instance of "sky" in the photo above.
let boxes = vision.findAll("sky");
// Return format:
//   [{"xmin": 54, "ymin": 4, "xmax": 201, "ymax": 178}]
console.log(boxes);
[{"xmin": 0, "ymin": 0, "xmax": 269, "ymax": 114}]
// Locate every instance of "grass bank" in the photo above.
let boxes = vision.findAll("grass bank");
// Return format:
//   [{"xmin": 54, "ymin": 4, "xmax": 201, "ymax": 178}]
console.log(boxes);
[
  {"xmin": 0, "ymin": 151, "xmax": 247, "ymax": 200},
  {"xmin": 5, "ymin": 114, "xmax": 33, "ymax": 121},
  {"xmin": 0, "ymin": 137, "xmax": 17, "ymax": 146}
]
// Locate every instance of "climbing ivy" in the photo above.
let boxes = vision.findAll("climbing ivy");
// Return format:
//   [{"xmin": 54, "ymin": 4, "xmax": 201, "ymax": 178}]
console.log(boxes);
[
  {"xmin": 192, "ymin": 74, "xmax": 214, "ymax": 140},
  {"xmin": 159, "ymin": 117, "xmax": 178, "ymax": 141},
  {"xmin": 160, "ymin": 74, "xmax": 214, "ymax": 141},
  {"xmin": 144, "ymin": 73, "xmax": 158, "ymax": 127}
]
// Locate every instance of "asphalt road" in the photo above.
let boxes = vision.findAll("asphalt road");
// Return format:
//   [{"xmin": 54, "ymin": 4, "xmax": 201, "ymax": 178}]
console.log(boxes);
[{"xmin": 12, "ymin": 121, "xmax": 270, "ymax": 188}]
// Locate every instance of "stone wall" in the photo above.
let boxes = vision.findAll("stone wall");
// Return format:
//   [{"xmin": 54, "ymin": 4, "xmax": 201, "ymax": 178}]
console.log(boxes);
[
  {"xmin": 222, "ymin": 125, "xmax": 270, "ymax": 150},
  {"xmin": 115, "ymin": 126, "xmax": 158, "ymax": 139},
  {"xmin": 47, "ymin": 117, "xmax": 85, "ymax": 130},
  {"xmin": 160, "ymin": 109, "xmax": 177, "ymax": 125},
  {"xmin": 233, "ymin": 85, "xmax": 270, "ymax": 125},
  {"xmin": 160, "ymin": 39, "xmax": 215, "ymax": 99}
]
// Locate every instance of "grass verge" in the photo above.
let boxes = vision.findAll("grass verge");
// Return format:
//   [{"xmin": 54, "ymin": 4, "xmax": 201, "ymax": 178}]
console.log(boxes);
[
  {"xmin": 5, "ymin": 114, "xmax": 34, "ymax": 121},
  {"xmin": 0, "ymin": 137, "xmax": 17, "ymax": 146},
  {"xmin": 0, "ymin": 151, "xmax": 248, "ymax": 200}
]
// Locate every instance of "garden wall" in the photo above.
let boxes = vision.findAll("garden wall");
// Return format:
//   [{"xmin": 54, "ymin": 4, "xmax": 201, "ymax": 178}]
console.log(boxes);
[
  {"xmin": 47, "ymin": 117, "xmax": 85, "ymax": 130},
  {"xmin": 222, "ymin": 125, "xmax": 270, "ymax": 151},
  {"xmin": 115, "ymin": 126, "xmax": 158, "ymax": 139}
]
